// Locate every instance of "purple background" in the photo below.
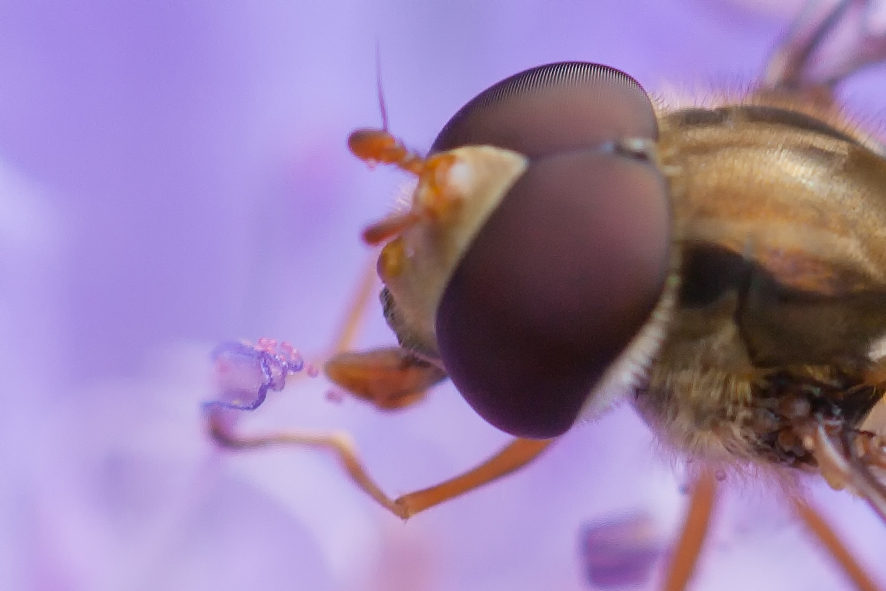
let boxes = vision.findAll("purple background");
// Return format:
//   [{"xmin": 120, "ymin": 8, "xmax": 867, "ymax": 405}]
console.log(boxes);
[{"xmin": 1, "ymin": 0, "xmax": 885, "ymax": 589}]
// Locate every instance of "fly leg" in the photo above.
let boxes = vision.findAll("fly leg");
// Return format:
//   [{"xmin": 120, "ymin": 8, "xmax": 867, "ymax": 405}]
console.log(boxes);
[
  {"xmin": 804, "ymin": 423, "xmax": 886, "ymax": 523},
  {"xmin": 792, "ymin": 422, "xmax": 886, "ymax": 590},
  {"xmin": 210, "ymin": 409, "xmax": 552, "ymax": 519},
  {"xmin": 208, "ymin": 420, "xmax": 407, "ymax": 517},
  {"xmin": 321, "ymin": 252, "xmax": 380, "ymax": 358},
  {"xmin": 659, "ymin": 470, "xmax": 718, "ymax": 591},
  {"xmin": 763, "ymin": 0, "xmax": 886, "ymax": 94},
  {"xmin": 657, "ymin": 462, "xmax": 884, "ymax": 591},
  {"xmin": 205, "ymin": 254, "xmax": 411, "ymax": 505},
  {"xmin": 390, "ymin": 437, "xmax": 553, "ymax": 518},
  {"xmin": 205, "ymin": 339, "xmax": 453, "ymax": 520},
  {"xmin": 792, "ymin": 499, "xmax": 883, "ymax": 591}
]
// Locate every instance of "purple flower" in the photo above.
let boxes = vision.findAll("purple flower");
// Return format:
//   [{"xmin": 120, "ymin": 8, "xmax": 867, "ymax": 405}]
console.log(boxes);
[{"xmin": 1, "ymin": 1, "xmax": 885, "ymax": 590}]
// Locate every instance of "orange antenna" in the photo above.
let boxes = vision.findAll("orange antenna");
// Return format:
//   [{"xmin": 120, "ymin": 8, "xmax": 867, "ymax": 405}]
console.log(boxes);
[
  {"xmin": 348, "ymin": 42, "xmax": 427, "ymax": 177},
  {"xmin": 348, "ymin": 44, "xmax": 459, "ymax": 246},
  {"xmin": 347, "ymin": 129, "xmax": 425, "ymax": 175},
  {"xmin": 376, "ymin": 41, "xmax": 389, "ymax": 131}
]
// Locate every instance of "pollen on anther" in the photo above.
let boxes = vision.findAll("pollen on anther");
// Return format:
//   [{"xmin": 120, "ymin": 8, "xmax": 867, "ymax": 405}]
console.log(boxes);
[{"xmin": 203, "ymin": 338, "xmax": 314, "ymax": 412}]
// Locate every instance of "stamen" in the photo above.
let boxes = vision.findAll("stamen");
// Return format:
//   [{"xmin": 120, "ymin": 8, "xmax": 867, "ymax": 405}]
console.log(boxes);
[{"xmin": 203, "ymin": 339, "xmax": 310, "ymax": 412}]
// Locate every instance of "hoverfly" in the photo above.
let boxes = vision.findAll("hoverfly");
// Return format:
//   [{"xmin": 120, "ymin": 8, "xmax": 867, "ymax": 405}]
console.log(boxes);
[{"xmin": 207, "ymin": 1, "xmax": 886, "ymax": 589}]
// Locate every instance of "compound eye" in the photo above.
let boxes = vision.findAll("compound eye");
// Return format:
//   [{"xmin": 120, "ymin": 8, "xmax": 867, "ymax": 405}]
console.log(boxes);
[
  {"xmin": 431, "ymin": 62, "xmax": 657, "ymax": 157},
  {"xmin": 435, "ymin": 151, "xmax": 669, "ymax": 439}
]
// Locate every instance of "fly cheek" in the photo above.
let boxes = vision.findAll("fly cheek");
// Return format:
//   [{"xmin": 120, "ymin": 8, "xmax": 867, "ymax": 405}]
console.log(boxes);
[{"xmin": 432, "ymin": 62, "xmax": 670, "ymax": 439}]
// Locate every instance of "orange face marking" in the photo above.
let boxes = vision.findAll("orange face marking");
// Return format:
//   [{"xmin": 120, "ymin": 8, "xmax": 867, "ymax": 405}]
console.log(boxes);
[
  {"xmin": 420, "ymin": 153, "xmax": 462, "ymax": 222},
  {"xmin": 378, "ymin": 237, "xmax": 406, "ymax": 279}
]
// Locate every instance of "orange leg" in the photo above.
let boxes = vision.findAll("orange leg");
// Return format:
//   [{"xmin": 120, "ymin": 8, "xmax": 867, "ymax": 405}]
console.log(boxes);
[
  {"xmin": 392, "ymin": 437, "xmax": 552, "ymax": 517},
  {"xmin": 324, "ymin": 251, "xmax": 380, "ymax": 355},
  {"xmin": 659, "ymin": 470, "xmax": 718, "ymax": 591},
  {"xmin": 208, "ymin": 418, "xmax": 405, "ymax": 515},
  {"xmin": 211, "ymin": 414, "xmax": 551, "ymax": 519},
  {"xmin": 792, "ymin": 499, "xmax": 883, "ymax": 591},
  {"xmin": 656, "ymin": 467, "xmax": 884, "ymax": 591}
]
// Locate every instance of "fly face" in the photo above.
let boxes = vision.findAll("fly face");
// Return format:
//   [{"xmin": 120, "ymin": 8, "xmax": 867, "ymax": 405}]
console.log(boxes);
[
  {"xmin": 349, "ymin": 62, "xmax": 673, "ymax": 439},
  {"xmin": 207, "ymin": 0, "xmax": 886, "ymax": 588}
]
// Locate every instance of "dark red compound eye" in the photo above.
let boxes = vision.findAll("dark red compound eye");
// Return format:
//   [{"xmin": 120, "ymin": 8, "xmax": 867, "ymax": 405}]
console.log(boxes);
[
  {"xmin": 431, "ymin": 62, "xmax": 658, "ymax": 156},
  {"xmin": 432, "ymin": 62, "xmax": 671, "ymax": 439}
]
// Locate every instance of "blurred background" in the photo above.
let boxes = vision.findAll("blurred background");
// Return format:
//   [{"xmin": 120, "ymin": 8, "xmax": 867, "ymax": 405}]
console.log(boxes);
[{"xmin": 0, "ymin": 0, "xmax": 885, "ymax": 589}]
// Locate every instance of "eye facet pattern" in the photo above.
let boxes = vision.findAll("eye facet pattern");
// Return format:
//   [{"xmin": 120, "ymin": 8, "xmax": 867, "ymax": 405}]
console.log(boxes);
[
  {"xmin": 431, "ymin": 62, "xmax": 669, "ymax": 439},
  {"xmin": 431, "ymin": 61, "xmax": 658, "ymax": 158},
  {"xmin": 436, "ymin": 151, "xmax": 670, "ymax": 438}
]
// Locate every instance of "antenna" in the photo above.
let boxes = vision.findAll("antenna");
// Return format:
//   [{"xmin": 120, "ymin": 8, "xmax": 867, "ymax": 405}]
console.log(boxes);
[{"xmin": 376, "ymin": 41, "xmax": 389, "ymax": 131}]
